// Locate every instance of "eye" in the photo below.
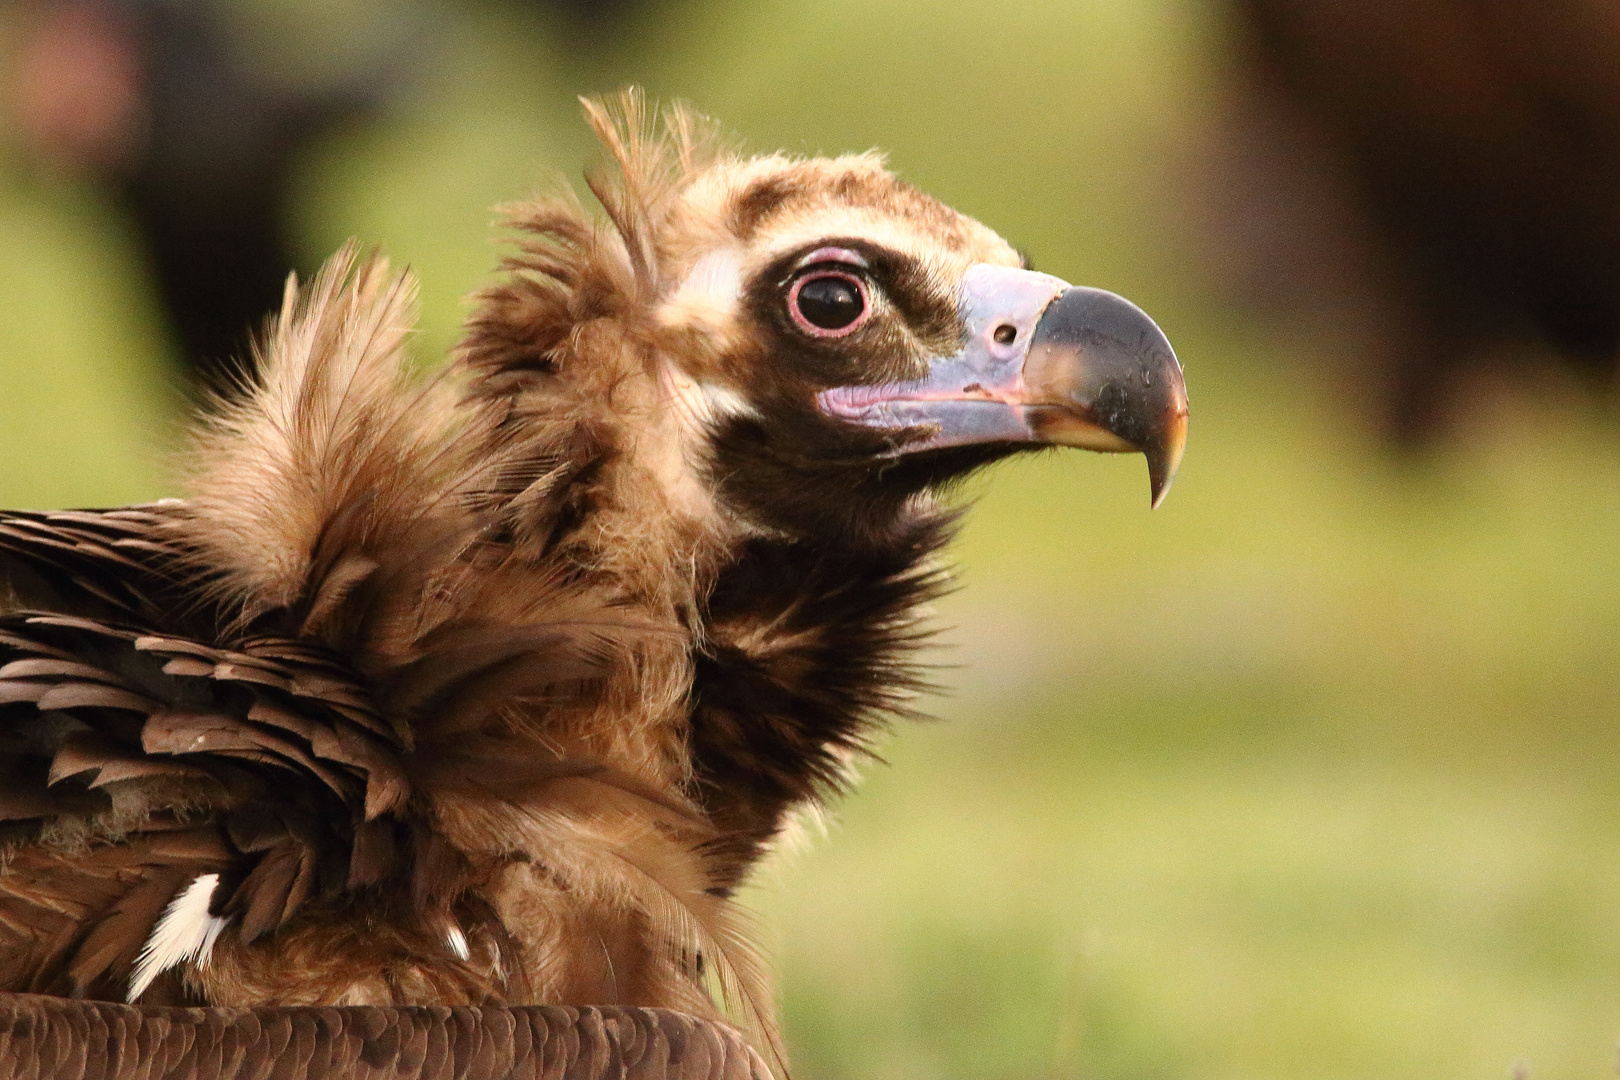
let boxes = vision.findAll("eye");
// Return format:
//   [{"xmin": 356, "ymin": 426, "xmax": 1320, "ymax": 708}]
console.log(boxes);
[{"xmin": 788, "ymin": 269, "xmax": 869, "ymax": 337}]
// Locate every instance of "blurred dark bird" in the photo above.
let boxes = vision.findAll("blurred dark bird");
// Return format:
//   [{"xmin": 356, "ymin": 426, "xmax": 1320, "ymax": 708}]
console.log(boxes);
[
  {"xmin": 12, "ymin": 0, "xmax": 406, "ymax": 391},
  {"xmin": 1224, "ymin": 0, "xmax": 1620, "ymax": 441},
  {"xmin": 0, "ymin": 94, "xmax": 1185, "ymax": 1078}
]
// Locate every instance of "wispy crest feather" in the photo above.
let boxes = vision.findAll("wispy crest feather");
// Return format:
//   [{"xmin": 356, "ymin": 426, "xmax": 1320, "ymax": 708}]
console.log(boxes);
[
  {"xmin": 580, "ymin": 88, "xmax": 724, "ymax": 299},
  {"xmin": 176, "ymin": 243, "xmax": 464, "ymax": 624},
  {"xmin": 460, "ymin": 91, "xmax": 727, "ymax": 393}
]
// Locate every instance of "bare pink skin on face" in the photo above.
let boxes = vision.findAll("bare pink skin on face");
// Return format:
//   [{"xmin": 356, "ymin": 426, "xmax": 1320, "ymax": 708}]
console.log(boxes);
[{"xmin": 817, "ymin": 263, "xmax": 1069, "ymax": 448}]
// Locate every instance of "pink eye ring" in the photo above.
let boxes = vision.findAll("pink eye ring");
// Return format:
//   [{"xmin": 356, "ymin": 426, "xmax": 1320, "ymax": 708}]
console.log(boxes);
[{"xmin": 788, "ymin": 270, "xmax": 869, "ymax": 337}]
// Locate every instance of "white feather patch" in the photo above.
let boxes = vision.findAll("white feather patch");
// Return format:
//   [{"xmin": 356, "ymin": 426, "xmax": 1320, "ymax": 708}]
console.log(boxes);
[
  {"xmin": 127, "ymin": 873, "xmax": 226, "ymax": 1002},
  {"xmin": 446, "ymin": 925, "xmax": 470, "ymax": 961},
  {"xmin": 661, "ymin": 248, "xmax": 745, "ymax": 330},
  {"xmin": 698, "ymin": 382, "xmax": 760, "ymax": 422},
  {"xmin": 645, "ymin": 251, "xmax": 763, "ymax": 526},
  {"xmin": 653, "ymin": 363, "xmax": 762, "ymax": 522},
  {"xmin": 662, "ymin": 366, "xmax": 759, "ymax": 430}
]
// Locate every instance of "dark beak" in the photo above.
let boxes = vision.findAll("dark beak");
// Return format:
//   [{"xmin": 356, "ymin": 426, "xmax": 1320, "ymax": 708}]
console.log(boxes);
[
  {"xmin": 1023, "ymin": 285, "xmax": 1188, "ymax": 508},
  {"xmin": 817, "ymin": 265, "xmax": 1189, "ymax": 507}
]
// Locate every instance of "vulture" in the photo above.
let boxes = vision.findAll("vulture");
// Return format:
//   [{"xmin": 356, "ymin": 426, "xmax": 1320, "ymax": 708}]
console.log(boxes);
[{"xmin": 0, "ymin": 94, "xmax": 1186, "ymax": 1079}]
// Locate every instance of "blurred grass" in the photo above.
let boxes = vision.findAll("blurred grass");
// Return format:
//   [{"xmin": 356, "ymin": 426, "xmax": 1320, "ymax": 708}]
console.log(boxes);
[
  {"xmin": 7, "ymin": 0, "xmax": 1620, "ymax": 1076},
  {"xmin": 0, "ymin": 173, "xmax": 174, "ymax": 505}
]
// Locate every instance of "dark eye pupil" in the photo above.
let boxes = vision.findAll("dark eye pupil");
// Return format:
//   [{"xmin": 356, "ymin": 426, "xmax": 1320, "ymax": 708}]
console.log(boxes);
[{"xmin": 796, "ymin": 276, "xmax": 863, "ymax": 330}]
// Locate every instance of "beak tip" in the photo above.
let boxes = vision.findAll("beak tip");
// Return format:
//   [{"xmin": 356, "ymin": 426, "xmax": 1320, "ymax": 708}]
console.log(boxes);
[
  {"xmin": 1148, "ymin": 463, "xmax": 1175, "ymax": 510},
  {"xmin": 1145, "ymin": 408, "xmax": 1187, "ymax": 510},
  {"xmin": 1149, "ymin": 478, "xmax": 1173, "ymax": 510}
]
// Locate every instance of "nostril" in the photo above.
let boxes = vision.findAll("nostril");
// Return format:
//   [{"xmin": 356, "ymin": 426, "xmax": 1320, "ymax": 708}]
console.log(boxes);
[{"xmin": 992, "ymin": 324, "xmax": 1017, "ymax": 345}]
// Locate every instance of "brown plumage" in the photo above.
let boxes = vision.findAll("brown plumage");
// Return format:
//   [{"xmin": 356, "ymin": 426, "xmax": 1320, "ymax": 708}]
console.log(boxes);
[
  {"xmin": 0, "ymin": 91, "xmax": 1186, "ymax": 1078},
  {"xmin": 0, "ymin": 997, "xmax": 767, "ymax": 1080}
]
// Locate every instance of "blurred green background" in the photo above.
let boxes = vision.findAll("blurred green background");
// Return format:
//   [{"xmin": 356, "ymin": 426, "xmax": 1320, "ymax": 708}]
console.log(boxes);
[{"xmin": 7, "ymin": 0, "xmax": 1620, "ymax": 1077}]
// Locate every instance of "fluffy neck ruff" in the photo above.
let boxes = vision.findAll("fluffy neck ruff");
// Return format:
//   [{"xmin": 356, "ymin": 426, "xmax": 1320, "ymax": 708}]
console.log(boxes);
[{"xmin": 449, "ymin": 95, "xmax": 961, "ymax": 886}]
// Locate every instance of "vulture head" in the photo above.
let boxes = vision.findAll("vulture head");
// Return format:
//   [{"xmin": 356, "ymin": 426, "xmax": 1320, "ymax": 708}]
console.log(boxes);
[
  {"xmin": 0, "ymin": 92, "xmax": 1184, "ymax": 1080},
  {"xmin": 466, "ymin": 99, "xmax": 1186, "ymax": 559}
]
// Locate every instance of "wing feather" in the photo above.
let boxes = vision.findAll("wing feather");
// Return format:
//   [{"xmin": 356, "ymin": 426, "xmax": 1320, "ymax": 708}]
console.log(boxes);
[
  {"xmin": 0, "ymin": 240, "xmax": 767, "ymax": 1051},
  {"xmin": 0, "ymin": 501, "xmax": 634, "ymax": 1009},
  {"xmin": 0, "ymin": 591, "xmax": 405, "ymax": 998}
]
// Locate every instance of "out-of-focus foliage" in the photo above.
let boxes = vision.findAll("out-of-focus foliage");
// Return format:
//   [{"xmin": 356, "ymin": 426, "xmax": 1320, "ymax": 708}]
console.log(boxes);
[
  {"xmin": 0, "ymin": 175, "xmax": 172, "ymax": 505},
  {"xmin": 5, "ymin": 0, "xmax": 1620, "ymax": 1077}
]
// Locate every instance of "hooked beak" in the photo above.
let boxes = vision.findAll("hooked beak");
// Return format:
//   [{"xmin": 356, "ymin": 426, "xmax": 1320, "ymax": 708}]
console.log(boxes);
[{"xmin": 817, "ymin": 264, "xmax": 1189, "ymax": 507}]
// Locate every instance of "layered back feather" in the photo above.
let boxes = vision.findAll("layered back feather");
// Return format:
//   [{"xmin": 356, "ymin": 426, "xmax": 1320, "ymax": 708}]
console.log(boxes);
[{"xmin": 180, "ymin": 245, "xmax": 458, "ymax": 625}]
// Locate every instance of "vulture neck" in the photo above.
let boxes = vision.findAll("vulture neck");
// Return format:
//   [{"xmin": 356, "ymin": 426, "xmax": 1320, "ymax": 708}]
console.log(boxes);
[
  {"xmin": 460, "ymin": 299, "xmax": 954, "ymax": 883},
  {"xmin": 486, "ymin": 367, "xmax": 739, "ymax": 624}
]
